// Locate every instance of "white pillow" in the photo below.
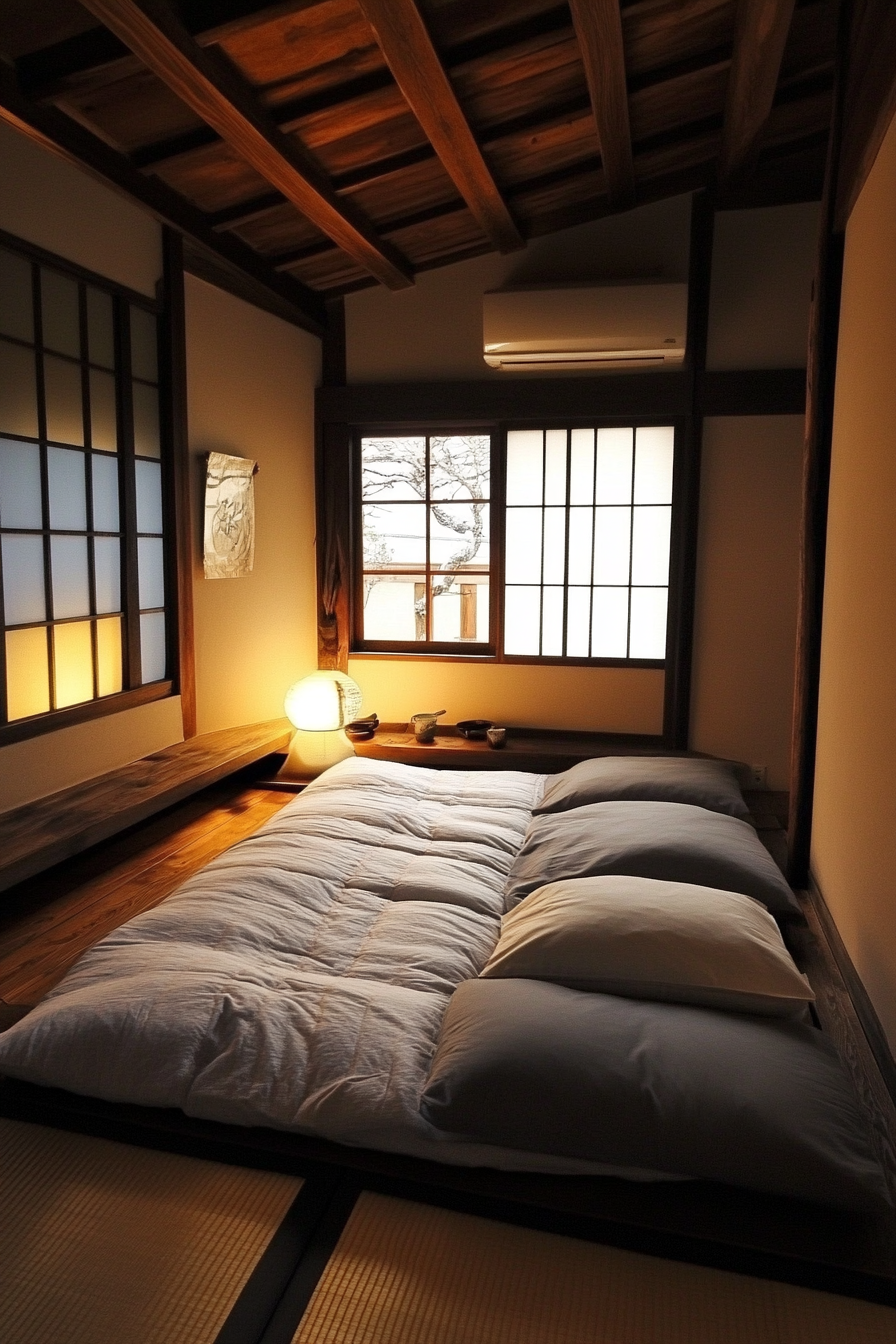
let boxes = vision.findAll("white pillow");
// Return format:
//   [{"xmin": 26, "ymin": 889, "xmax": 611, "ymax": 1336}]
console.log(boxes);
[{"xmin": 480, "ymin": 875, "xmax": 814, "ymax": 1017}]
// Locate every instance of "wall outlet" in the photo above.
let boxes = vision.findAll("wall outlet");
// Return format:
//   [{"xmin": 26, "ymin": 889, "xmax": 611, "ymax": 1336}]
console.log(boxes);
[{"xmin": 749, "ymin": 764, "xmax": 768, "ymax": 788}]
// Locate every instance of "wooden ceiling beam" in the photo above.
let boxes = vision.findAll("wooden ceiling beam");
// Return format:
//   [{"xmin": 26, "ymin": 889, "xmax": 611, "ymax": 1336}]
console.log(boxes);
[
  {"xmin": 76, "ymin": 0, "xmax": 413, "ymax": 289},
  {"xmin": 354, "ymin": 0, "xmax": 523, "ymax": 254},
  {"xmin": 568, "ymin": 0, "xmax": 635, "ymax": 210},
  {"xmin": 718, "ymin": 0, "xmax": 798, "ymax": 181}
]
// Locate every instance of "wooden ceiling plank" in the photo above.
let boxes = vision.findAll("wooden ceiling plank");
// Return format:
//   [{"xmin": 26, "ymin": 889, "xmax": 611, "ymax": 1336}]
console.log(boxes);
[
  {"xmin": 718, "ymin": 0, "xmax": 798, "ymax": 181},
  {"xmin": 77, "ymin": 0, "xmax": 413, "ymax": 288},
  {"xmin": 354, "ymin": 0, "xmax": 523, "ymax": 253},
  {"xmin": 567, "ymin": 0, "xmax": 635, "ymax": 209}
]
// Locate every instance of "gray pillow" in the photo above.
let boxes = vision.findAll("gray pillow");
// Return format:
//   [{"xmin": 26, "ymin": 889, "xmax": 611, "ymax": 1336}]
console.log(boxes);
[
  {"xmin": 481, "ymin": 876, "xmax": 814, "ymax": 1016},
  {"xmin": 506, "ymin": 800, "xmax": 799, "ymax": 916},
  {"xmin": 421, "ymin": 978, "xmax": 890, "ymax": 1211},
  {"xmin": 535, "ymin": 756, "xmax": 751, "ymax": 820}
]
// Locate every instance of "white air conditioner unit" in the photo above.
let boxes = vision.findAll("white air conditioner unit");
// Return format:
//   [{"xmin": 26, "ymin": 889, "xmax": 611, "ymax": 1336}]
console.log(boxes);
[{"xmin": 483, "ymin": 283, "xmax": 688, "ymax": 370}]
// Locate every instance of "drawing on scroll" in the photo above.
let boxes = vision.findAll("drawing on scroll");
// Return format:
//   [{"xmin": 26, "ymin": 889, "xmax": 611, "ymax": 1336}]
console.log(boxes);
[{"xmin": 203, "ymin": 451, "xmax": 256, "ymax": 578}]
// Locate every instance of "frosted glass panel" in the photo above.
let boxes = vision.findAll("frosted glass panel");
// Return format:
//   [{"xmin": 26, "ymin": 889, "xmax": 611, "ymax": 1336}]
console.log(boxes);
[
  {"xmin": 565, "ymin": 586, "xmax": 591, "ymax": 657},
  {"xmin": 89, "ymin": 368, "xmax": 117, "ymax": 451},
  {"xmin": 591, "ymin": 588, "xmax": 629, "ymax": 657},
  {"xmin": 87, "ymin": 287, "xmax": 115, "ymax": 368},
  {"xmin": 504, "ymin": 585, "xmax": 541, "ymax": 655},
  {"xmin": 41, "ymin": 269, "xmax": 80, "ymax": 358},
  {"xmin": 2, "ymin": 534, "xmax": 45, "ymax": 624},
  {"xmin": 629, "ymin": 587, "xmax": 668, "ymax": 659},
  {"xmin": 593, "ymin": 506, "xmax": 631, "ymax": 584},
  {"xmin": 132, "ymin": 381, "xmax": 160, "ymax": 457},
  {"xmin": 429, "ymin": 503, "xmax": 488, "ymax": 569},
  {"xmin": 136, "ymin": 459, "xmax": 163, "ymax": 534},
  {"xmin": 504, "ymin": 508, "xmax": 541, "ymax": 584},
  {"xmin": 0, "ymin": 249, "xmax": 34, "ymax": 342},
  {"xmin": 130, "ymin": 307, "xmax": 158, "ymax": 381},
  {"xmin": 0, "ymin": 439, "xmax": 42, "ymax": 528},
  {"xmin": 505, "ymin": 430, "xmax": 543, "ymax": 505},
  {"xmin": 567, "ymin": 507, "xmax": 593, "ymax": 584},
  {"xmin": 364, "ymin": 574, "xmax": 423, "ymax": 641},
  {"xmin": 634, "ymin": 426, "xmax": 675, "ymax": 504},
  {"xmin": 544, "ymin": 430, "xmax": 567, "ymax": 505},
  {"xmin": 138, "ymin": 535, "xmax": 165, "ymax": 608},
  {"xmin": 6, "ymin": 626, "xmax": 49, "ymax": 720},
  {"xmin": 0, "ymin": 339, "xmax": 38, "ymax": 438},
  {"xmin": 51, "ymin": 535, "xmax": 90, "ymax": 617},
  {"xmin": 44, "ymin": 354, "xmax": 84, "ymax": 445},
  {"xmin": 48, "ymin": 447, "xmax": 87, "ymax": 530},
  {"xmin": 91, "ymin": 453, "xmax": 120, "ymax": 531},
  {"xmin": 594, "ymin": 428, "xmax": 633, "ymax": 503},
  {"xmin": 541, "ymin": 586, "xmax": 564, "ymax": 655},
  {"xmin": 96, "ymin": 616, "xmax": 123, "ymax": 696},
  {"xmin": 631, "ymin": 506, "xmax": 671, "ymax": 585},
  {"xmin": 93, "ymin": 536, "xmax": 121, "ymax": 613},
  {"xmin": 569, "ymin": 429, "xmax": 595, "ymax": 504},
  {"xmin": 542, "ymin": 508, "xmax": 566, "ymax": 584},
  {"xmin": 141, "ymin": 611, "xmax": 166, "ymax": 682},
  {"xmin": 363, "ymin": 503, "xmax": 426, "ymax": 567},
  {"xmin": 54, "ymin": 620, "xmax": 94, "ymax": 707}
]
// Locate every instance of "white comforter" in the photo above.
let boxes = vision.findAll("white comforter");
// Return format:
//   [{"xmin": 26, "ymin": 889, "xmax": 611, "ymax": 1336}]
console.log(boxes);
[{"xmin": 0, "ymin": 758, "xmax": 669, "ymax": 1178}]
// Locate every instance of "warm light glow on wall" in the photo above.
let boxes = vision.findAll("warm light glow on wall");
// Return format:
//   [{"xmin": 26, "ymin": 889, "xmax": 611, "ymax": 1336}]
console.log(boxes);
[
  {"xmin": 5, "ymin": 627, "xmax": 50, "ymax": 720},
  {"xmin": 284, "ymin": 671, "xmax": 362, "ymax": 731},
  {"xmin": 96, "ymin": 616, "xmax": 123, "ymax": 696},
  {"xmin": 53, "ymin": 620, "xmax": 93, "ymax": 708}
]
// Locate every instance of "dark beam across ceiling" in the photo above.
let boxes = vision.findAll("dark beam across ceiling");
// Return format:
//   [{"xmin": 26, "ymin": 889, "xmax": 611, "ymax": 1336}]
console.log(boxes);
[
  {"xmin": 718, "ymin": 0, "xmax": 798, "ymax": 181},
  {"xmin": 567, "ymin": 0, "xmax": 635, "ymax": 209}
]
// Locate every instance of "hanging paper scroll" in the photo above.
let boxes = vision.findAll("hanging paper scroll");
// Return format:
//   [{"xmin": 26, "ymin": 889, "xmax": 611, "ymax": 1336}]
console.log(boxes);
[{"xmin": 203, "ymin": 452, "xmax": 256, "ymax": 578}]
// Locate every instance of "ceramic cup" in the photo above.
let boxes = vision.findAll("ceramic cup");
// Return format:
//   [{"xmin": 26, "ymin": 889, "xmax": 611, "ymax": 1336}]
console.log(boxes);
[
  {"xmin": 486, "ymin": 727, "xmax": 507, "ymax": 749},
  {"xmin": 411, "ymin": 711, "xmax": 444, "ymax": 743}
]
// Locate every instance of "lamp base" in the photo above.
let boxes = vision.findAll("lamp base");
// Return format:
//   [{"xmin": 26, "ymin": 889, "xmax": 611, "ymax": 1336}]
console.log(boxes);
[{"xmin": 276, "ymin": 728, "xmax": 355, "ymax": 783}]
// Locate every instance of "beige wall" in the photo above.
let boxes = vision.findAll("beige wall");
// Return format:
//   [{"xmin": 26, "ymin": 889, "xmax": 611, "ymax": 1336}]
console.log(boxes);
[
  {"xmin": 690, "ymin": 417, "xmax": 803, "ymax": 787},
  {"xmin": 811, "ymin": 112, "xmax": 896, "ymax": 1050},
  {"xmin": 186, "ymin": 277, "xmax": 321, "ymax": 733}
]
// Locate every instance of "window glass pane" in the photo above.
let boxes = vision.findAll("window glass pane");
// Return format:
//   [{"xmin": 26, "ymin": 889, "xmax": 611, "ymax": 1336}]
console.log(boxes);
[
  {"xmin": 133, "ymin": 381, "xmax": 160, "ymax": 457},
  {"xmin": 541, "ymin": 585, "xmax": 564, "ymax": 655},
  {"xmin": 593, "ymin": 506, "xmax": 632, "ymax": 584},
  {"xmin": 361, "ymin": 437, "xmax": 425, "ymax": 501},
  {"xmin": 2, "ymin": 534, "xmax": 45, "ymax": 624},
  {"xmin": 0, "ymin": 249, "xmax": 34, "ymax": 342},
  {"xmin": 44, "ymin": 354, "xmax": 84, "ymax": 445},
  {"xmin": 93, "ymin": 536, "xmax": 121, "ymax": 613},
  {"xmin": 591, "ymin": 588, "xmax": 629, "ymax": 657},
  {"xmin": 567, "ymin": 506, "xmax": 593, "ymax": 585},
  {"xmin": 6, "ymin": 626, "xmax": 49, "ymax": 720},
  {"xmin": 506, "ymin": 430, "xmax": 543, "ymax": 505},
  {"xmin": 430, "ymin": 435, "xmax": 490, "ymax": 500},
  {"xmin": 54, "ymin": 619, "xmax": 94, "ymax": 707},
  {"xmin": 0, "ymin": 339, "xmax": 38, "ymax": 438},
  {"xmin": 362, "ymin": 503, "xmax": 426, "ymax": 568},
  {"xmin": 569, "ymin": 428, "xmax": 595, "ymax": 504},
  {"xmin": 87, "ymin": 288, "xmax": 115, "ymax": 369},
  {"xmin": 504, "ymin": 507, "xmax": 542, "ymax": 584},
  {"xmin": 543, "ymin": 430, "xmax": 567, "ymax": 505},
  {"xmin": 634, "ymin": 426, "xmax": 675, "ymax": 504},
  {"xmin": 91, "ymin": 453, "xmax": 120, "ymax": 532},
  {"xmin": 41, "ymin": 269, "xmax": 81, "ymax": 358},
  {"xmin": 432, "ymin": 573, "xmax": 488, "ymax": 642},
  {"xmin": 47, "ymin": 447, "xmax": 87, "ymax": 530},
  {"xmin": 631, "ymin": 505, "xmax": 671, "ymax": 585},
  {"xmin": 135, "ymin": 459, "xmax": 163, "ymax": 534},
  {"xmin": 594, "ymin": 428, "xmax": 633, "ymax": 504},
  {"xmin": 89, "ymin": 368, "xmax": 117, "ymax": 451},
  {"xmin": 629, "ymin": 587, "xmax": 668, "ymax": 659},
  {"xmin": 363, "ymin": 573, "xmax": 424, "ymax": 641},
  {"xmin": 429, "ymin": 502, "xmax": 489, "ymax": 570},
  {"xmin": 138, "ymin": 535, "xmax": 165, "ymax": 609},
  {"xmin": 130, "ymin": 307, "xmax": 158, "ymax": 381},
  {"xmin": 140, "ymin": 611, "xmax": 166, "ymax": 682},
  {"xmin": 96, "ymin": 615, "xmax": 123, "ymax": 696},
  {"xmin": 565, "ymin": 586, "xmax": 591, "ymax": 657},
  {"xmin": 542, "ymin": 507, "xmax": 566, "ymax": 584},
  {"xmin": 503, "ymin": 585, "xmax": 541, "ymax": 654},
  {"xmin": 51, "ymin": 535, "xmax": 90, "ymax": 617},
  {"xmin": 0, "ymin": 439, "xmax": 42, "ymax": 528}
]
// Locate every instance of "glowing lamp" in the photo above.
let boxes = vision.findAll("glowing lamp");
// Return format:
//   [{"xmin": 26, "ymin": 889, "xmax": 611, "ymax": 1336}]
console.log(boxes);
[{"xmin": 277, "ymin": 671, "xmax": 363, "ymax": 781}]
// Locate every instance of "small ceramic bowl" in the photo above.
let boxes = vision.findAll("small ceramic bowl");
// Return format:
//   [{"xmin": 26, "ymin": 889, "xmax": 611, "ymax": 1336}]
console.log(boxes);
[{"xmin": 456, "ymin": 719, "xmax": 493, "ymax": 740}]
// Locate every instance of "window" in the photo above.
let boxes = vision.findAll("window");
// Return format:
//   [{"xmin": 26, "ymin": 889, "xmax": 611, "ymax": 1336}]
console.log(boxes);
[
  {"xmin": 351, "ymin": 422, "xmax": 676, "ymax": 664},
  {"xmin": 0, "ymin": 237, "xmax": 170, "ymax": 739}
]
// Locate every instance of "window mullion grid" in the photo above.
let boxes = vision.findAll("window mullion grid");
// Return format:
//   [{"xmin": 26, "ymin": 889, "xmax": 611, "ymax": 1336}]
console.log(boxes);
[
  {"xmin": 79, "ymin": 282, "xmax": 100, "ymax": 701},
  {"xmin": 626, "ymin": 427, "xmax": 637, "ymax": 658},
  {"xmin": 116, "ymin": 297, "xmax": 141, "ymax": 688},
  {"xmin": 424, "ymin": 434, "xmax": 432, "ymax": 643},
  {"xmin": 588, "ymin": 428, "xmax": 597, "ymax": 659},
  {"xmin": 538, "ymin": 430, "xmax": 546, "ymax": 656},
  {"xmin": 560, "ymin": 428, "xmax": 571, "ymax": 657},
  {"xmin": 32, "ymin": 263, "xmax": 58, "ymax": 711}
]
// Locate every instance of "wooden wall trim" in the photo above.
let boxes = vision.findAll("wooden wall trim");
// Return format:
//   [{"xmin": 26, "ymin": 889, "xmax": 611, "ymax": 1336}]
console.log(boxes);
[
  {"xmin": 835, "ymin": 0, "xmax": 896, "ymax": 230},
  {"xmin": 315, "ymin": 423, "xmax": 352, "ymax": 672},
  {"xmin": 322, "ymin": 297, "xmax": 347, "ymax": 388}
]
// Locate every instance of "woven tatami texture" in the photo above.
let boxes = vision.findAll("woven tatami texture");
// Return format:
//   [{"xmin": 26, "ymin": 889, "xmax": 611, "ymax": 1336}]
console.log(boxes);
[
  {"xmin": 293, "ymin": 1192, "xmax": 896, "ymax": 1344},
  {"xmin": 0, "ymin": 1118, "xmax": 301, "ymax": 1344}
]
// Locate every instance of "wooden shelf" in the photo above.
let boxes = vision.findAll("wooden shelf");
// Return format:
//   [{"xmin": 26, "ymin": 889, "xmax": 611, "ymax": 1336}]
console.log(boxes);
[
  {"xmin": 353, "ymin": 724, "xmax": 669, "ymax": 773},
  {"xmin": 0, "ymin": 719, "xmax": 291, "ymax": 895}
]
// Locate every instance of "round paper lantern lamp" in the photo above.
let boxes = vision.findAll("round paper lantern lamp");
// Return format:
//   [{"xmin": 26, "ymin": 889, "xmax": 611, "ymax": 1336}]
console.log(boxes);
[{"xmin": 278, "ymin": 671, "xmax": 363, "ymax": 781}]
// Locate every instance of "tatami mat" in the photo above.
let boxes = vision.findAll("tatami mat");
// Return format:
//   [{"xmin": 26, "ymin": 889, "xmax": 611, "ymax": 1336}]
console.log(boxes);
[
  {"xmin": 0, "ymin": 1117, "xmax": 302, "ymax": 1344},
  {"xmin": 292, "ymin": 1191, "xmax": 896, "ymax": 1344}
]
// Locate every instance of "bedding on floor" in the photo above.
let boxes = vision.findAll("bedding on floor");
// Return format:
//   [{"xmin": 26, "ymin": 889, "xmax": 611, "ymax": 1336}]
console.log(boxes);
[{"xmin": 0, "ymin": 756, "xmax": 888, "ymax": 1211}]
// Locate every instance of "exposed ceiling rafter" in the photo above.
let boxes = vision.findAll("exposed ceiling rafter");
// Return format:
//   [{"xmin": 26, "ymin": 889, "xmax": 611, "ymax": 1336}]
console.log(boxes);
[
  {"xmin": 718, "ymin": 0, "xmax": 798, "ymax": 181},
  {"xmin": 567, "ymin": 0, "xmax": 635, "ymax": 210}
]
